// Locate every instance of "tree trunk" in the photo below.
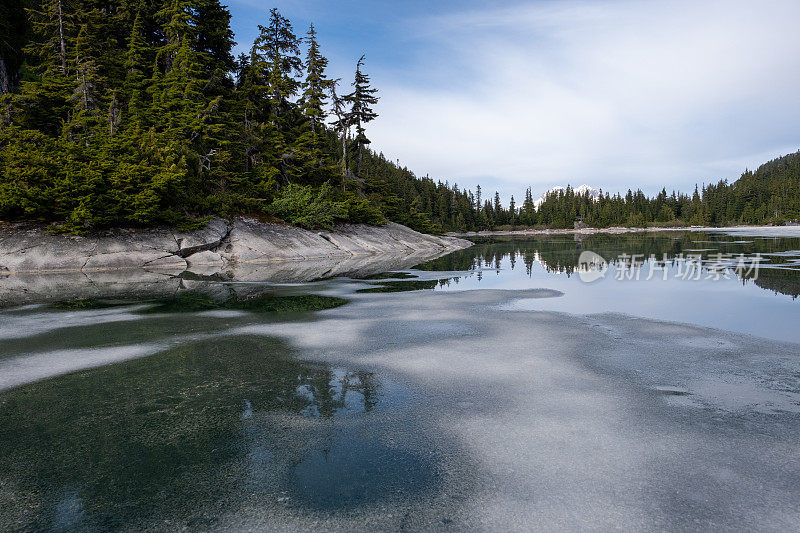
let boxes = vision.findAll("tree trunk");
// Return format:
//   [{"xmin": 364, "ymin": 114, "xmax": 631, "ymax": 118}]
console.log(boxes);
[
  {"xmin": 58, "ymin": 0, "xmax": 67, "ymax": 72},
  {"xmin": 357, "ymin": 142, "xmax": 363, "ymax": 179},
  {"xmin": 0, "ymin": 59, "xmax": 8, "ymax": 94},
  {"xmin": 341, "ymin": 131, "xmax": 347, "ymax": 190},
  {"xmin": 81, "ymin": 70, "xmax": 88, "ymax": 109}
]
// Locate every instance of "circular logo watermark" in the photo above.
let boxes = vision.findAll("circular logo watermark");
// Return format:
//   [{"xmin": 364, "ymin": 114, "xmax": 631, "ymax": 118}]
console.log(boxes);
[{"xmin": 577, "ymin": 250, "xmax": 608, "ymax": 283}]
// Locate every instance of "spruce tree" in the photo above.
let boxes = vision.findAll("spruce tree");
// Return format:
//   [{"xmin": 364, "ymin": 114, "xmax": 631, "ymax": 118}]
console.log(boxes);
[
  {"xmin": 295, "ymin": 23, "xmax": 335, "ymax": 185},
  {"xmin": 344, "ymin": 55, "xmax": 379, "ymax": 180},
  {"xmin": 522, "ymin": 187, "xmax": 534, "ymax": 225},
  {"xmin": 123, "ymin": 12, "xmax": 149, "ymax": 123},
  {"xmin": 252, "ymin": 8, "xmax": 301, "ymax": 117},
  {"xmin": 72, "ymin": 25, "xmax": 100, "ymax": 116},
  {"xmin": 194, "ymin": 0, "xmax": 236, "ymax": 73},
  {"xmin": 25, "ymin": 0, "xmax": 69, "ymax": 73},
  {"xmin": 0, "ymin": 0, "xmax": 28, "ymax": 94},
  {"xmin": 250, "ymin": 8, "xmax": 302, "ymax": 183},
  {"xmin": 147, "ymin": 0, "xmax": 230, "ymax": 214},
  {"xmin": 300, "ymin": 24, "xmax": 330, "ymax": 133},
  {"xmin": 15, "ymin": 0, "xmax": 75, "ymax": 134}
]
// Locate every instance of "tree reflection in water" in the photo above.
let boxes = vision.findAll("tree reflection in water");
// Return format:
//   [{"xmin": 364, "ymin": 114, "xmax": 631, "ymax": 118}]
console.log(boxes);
[
  {"xmin": 0, "ymin": 335, "xmax": 435, "ymax": 530},
  {"xmin": 415, "ymin": 232, "xmax": 800, "ymax": 298}
]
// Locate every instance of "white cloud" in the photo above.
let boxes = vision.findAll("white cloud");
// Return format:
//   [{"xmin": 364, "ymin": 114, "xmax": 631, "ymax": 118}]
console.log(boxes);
[{"xmin": 365, "ymin": 0, "xmax": 800, "ymax": 198}]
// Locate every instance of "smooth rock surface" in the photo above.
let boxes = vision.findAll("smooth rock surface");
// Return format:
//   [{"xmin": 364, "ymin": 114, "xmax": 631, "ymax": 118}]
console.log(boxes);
[
  {"xmin": 0, "ymin": 218, "xmax": 471, "ymax": 306},
  {"xmin": 0, "ymin": 217, "xmax": 470, "ymax": 275}
]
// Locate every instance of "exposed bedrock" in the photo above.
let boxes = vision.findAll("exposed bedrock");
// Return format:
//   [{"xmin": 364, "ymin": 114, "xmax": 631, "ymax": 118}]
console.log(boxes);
[{"xmin": 0, "ymin": 218, "xmax": 472, "ymax": 305}]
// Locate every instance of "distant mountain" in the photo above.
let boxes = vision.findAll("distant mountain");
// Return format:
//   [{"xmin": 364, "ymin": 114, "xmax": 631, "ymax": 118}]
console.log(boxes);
[
  {"xmin": 732, "ymin": 151, "xmax": 800, "ymax": 199},
  {"xmin": 534, "ymin": 184, "xmax": 600, "ymax": 209}
]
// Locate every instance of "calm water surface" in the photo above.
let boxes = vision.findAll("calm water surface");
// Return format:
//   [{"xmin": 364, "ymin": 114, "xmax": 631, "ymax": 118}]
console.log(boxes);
[
  {"xmin": 1, "ymin": 229, "xmax": 798, "ymax": 530},
  {"xmin": 417, "ymin": 230, "xmax": 800, "ymax": 343}
]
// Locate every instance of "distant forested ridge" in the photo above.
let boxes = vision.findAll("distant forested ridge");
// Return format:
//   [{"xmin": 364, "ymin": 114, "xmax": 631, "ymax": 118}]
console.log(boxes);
[
  {"xmin": 526, "ymin": 151, "xmax": 800, "ymax": 229},
  {"xmin": 0, "ymin": 1, "xmax": 798, "ymax": 234}
]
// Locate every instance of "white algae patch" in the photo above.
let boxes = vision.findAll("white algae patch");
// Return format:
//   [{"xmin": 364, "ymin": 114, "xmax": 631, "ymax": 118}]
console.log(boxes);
[
  {"xmin": 0, "ymin": 344, "xmax": 165, "ymax": 392},
  {"xmin": 0, "ymin": 305, "xmax": 148, "ymax": 340}
]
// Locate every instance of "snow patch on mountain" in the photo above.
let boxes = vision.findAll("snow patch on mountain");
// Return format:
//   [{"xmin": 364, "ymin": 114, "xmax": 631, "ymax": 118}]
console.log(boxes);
[{"xmin": 533, "ymin": 184, "xmax": 600, "ymax": 209}]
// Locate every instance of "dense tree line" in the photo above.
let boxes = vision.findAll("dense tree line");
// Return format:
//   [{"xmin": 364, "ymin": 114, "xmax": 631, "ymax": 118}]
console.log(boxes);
[
  {"xmin": 402, "ymin": 151, "xmax": 800, "ymax": 232},
  {"xmin": 527, "ymin": 152, "xmax": 800, "ymax": 229},
  {"xmin": 1, "ymin": 1, "xmax": 798, "ymax": 234},
  {"xmin": 0, "ymin": 1, "xmax": 458, "ymax": 233}
]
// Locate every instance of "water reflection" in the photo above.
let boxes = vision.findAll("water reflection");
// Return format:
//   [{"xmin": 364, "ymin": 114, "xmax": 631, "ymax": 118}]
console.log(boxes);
[
  {"xmin": 0, "ymin": 336, "xmax": 435, "ymax": 530},
  {"xmin": 417, "ymin": 232, "xmax": 800, "ymax": 298},
  {"xmin": 413, "ymin": 232, "xmax": 800, "ymax": 343},
  {"xmin": 357, "ymin": 278, "xmax": 459, "ymax": 293}
]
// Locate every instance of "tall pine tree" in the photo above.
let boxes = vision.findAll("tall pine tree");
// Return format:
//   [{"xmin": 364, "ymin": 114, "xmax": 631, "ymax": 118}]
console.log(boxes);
[
  {"xmin": 295, "ymin": 23, "xmax": 335, "ymax": 184},
  {"xmin": 344, "ymin": 55, "xmax": 378, "ymax": 181}
]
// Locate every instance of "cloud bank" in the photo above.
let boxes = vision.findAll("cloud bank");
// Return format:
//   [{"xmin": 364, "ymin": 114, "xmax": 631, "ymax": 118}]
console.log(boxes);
[{"xmin": 365, "ymin": 0, "xmax": 800, "ymax": 198}]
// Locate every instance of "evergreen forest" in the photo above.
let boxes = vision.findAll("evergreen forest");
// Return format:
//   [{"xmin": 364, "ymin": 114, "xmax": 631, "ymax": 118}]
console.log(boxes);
[{"xmin": 1, "ymin": 1, "xmax": 798, "ymax": 233}]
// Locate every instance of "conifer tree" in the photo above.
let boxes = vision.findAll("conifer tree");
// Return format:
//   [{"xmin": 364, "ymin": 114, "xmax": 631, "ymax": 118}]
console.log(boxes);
[
  {"xmin": 295, "ymin": 23, "xmax": 336, "ymax": 184},
  {"xmin": 14, "ymin": 0, "xmax": 76, "ymax": 134},
  {"xmin": 147, "ymin": 0, "xmax": 231, "ymax": 212},
  {"xmin": 236, "ymin": 41, "xmax": 271, "ymax": 174},
  {"xmin": 249, "ymin": 8, "xmax": 302, "ymax": 183},
  {"xmin": 300, "ymin": 24, "xmax": 330, "ymax": 133},
  {"xmin": 0, "ymin": 0, "xmax": 28, "ymax": 94},
  {"xmin": 522, "ymin": 187, "xmax": 534, "ymax": 225},
  {"xmin": 344, "ymin": 55, "xmax": 379, "ymax": 180},
  {"xmin": 156, "ymin": 0, "xmax": 194, "ymax": 72},
  {"xmin": 66, "ymin": 24, "xmax": 103, "ymax": 141},
  {"xmin": 123, "ymin": 12, "xmax": 149, "ymax": 122},
  {"xmin": 253, "ymin": 8, "xmax": 301, "ymax": 117},
  {"xmin": 72, "ymin": 25, "xmax": 99, "ymax": 112},
  {"xmin": 194, "ymin": 0, "xmax": 236, "ymax": 74},
  {"xmin": 25, "ymin": 0, "xmax": 69, "ymax": 73}
]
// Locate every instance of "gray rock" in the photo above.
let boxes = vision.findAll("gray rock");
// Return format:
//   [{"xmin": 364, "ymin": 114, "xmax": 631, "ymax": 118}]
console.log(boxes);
[
  {"xmin": 82, "ymin": 251, "xmax": 186, "ymax": 272},
  {"xmin": 185, "ymin": 250, "xmax": 226, "ymax": 267},
  {"xmin": 184, "ymin": 250, "xmax": 227, "ymax": 276},
  {"xmin": 175, "ymin": 218, "xmax": 230, "ymax": 256},
  {"xmin": 0, "ymin": 217, "xmax": 472, "ymax": 300}
]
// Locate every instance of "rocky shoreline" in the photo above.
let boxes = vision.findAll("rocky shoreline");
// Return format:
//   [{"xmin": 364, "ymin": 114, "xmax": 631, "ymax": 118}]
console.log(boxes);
[
  {"xmin": 0, "ymin": 218, "xmax": 472, "ymax": 306},
  {"xmin": 0, "ymin": 217, "xmax": 471, "ymax": 276}
]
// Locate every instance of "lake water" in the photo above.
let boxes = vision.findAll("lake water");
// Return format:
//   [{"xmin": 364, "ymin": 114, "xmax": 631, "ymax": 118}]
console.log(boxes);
[
  {"xmin": 1, "ymin": 229, "xmax": 799, "ymax": 531},
  {"xmin": 417, "ymin": 230, "xmax": 800, "ymax": 343}
]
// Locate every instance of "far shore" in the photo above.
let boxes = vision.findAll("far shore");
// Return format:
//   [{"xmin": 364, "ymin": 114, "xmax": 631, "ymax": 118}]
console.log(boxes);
[{"xmin": 448, "ymin": 224, "xmax": 800, "ymax": 238}]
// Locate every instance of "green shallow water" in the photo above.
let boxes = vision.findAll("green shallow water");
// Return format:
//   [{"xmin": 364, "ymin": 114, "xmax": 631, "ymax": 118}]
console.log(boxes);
[{"xmin": 0, "ymin": 334, "xmax": 433, "ymax": 530}]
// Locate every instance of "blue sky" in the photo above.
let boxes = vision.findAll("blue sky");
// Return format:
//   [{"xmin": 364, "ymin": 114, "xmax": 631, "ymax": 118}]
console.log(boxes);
[{"xmin": 226, "ymin": 0, "xmax": 800, "ymax": 202}]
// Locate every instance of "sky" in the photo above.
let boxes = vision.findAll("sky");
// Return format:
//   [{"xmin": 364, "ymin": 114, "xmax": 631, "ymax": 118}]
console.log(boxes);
[{"xmin": 226, "ymin": 0, "xmax": 800, "ymax": 202}]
